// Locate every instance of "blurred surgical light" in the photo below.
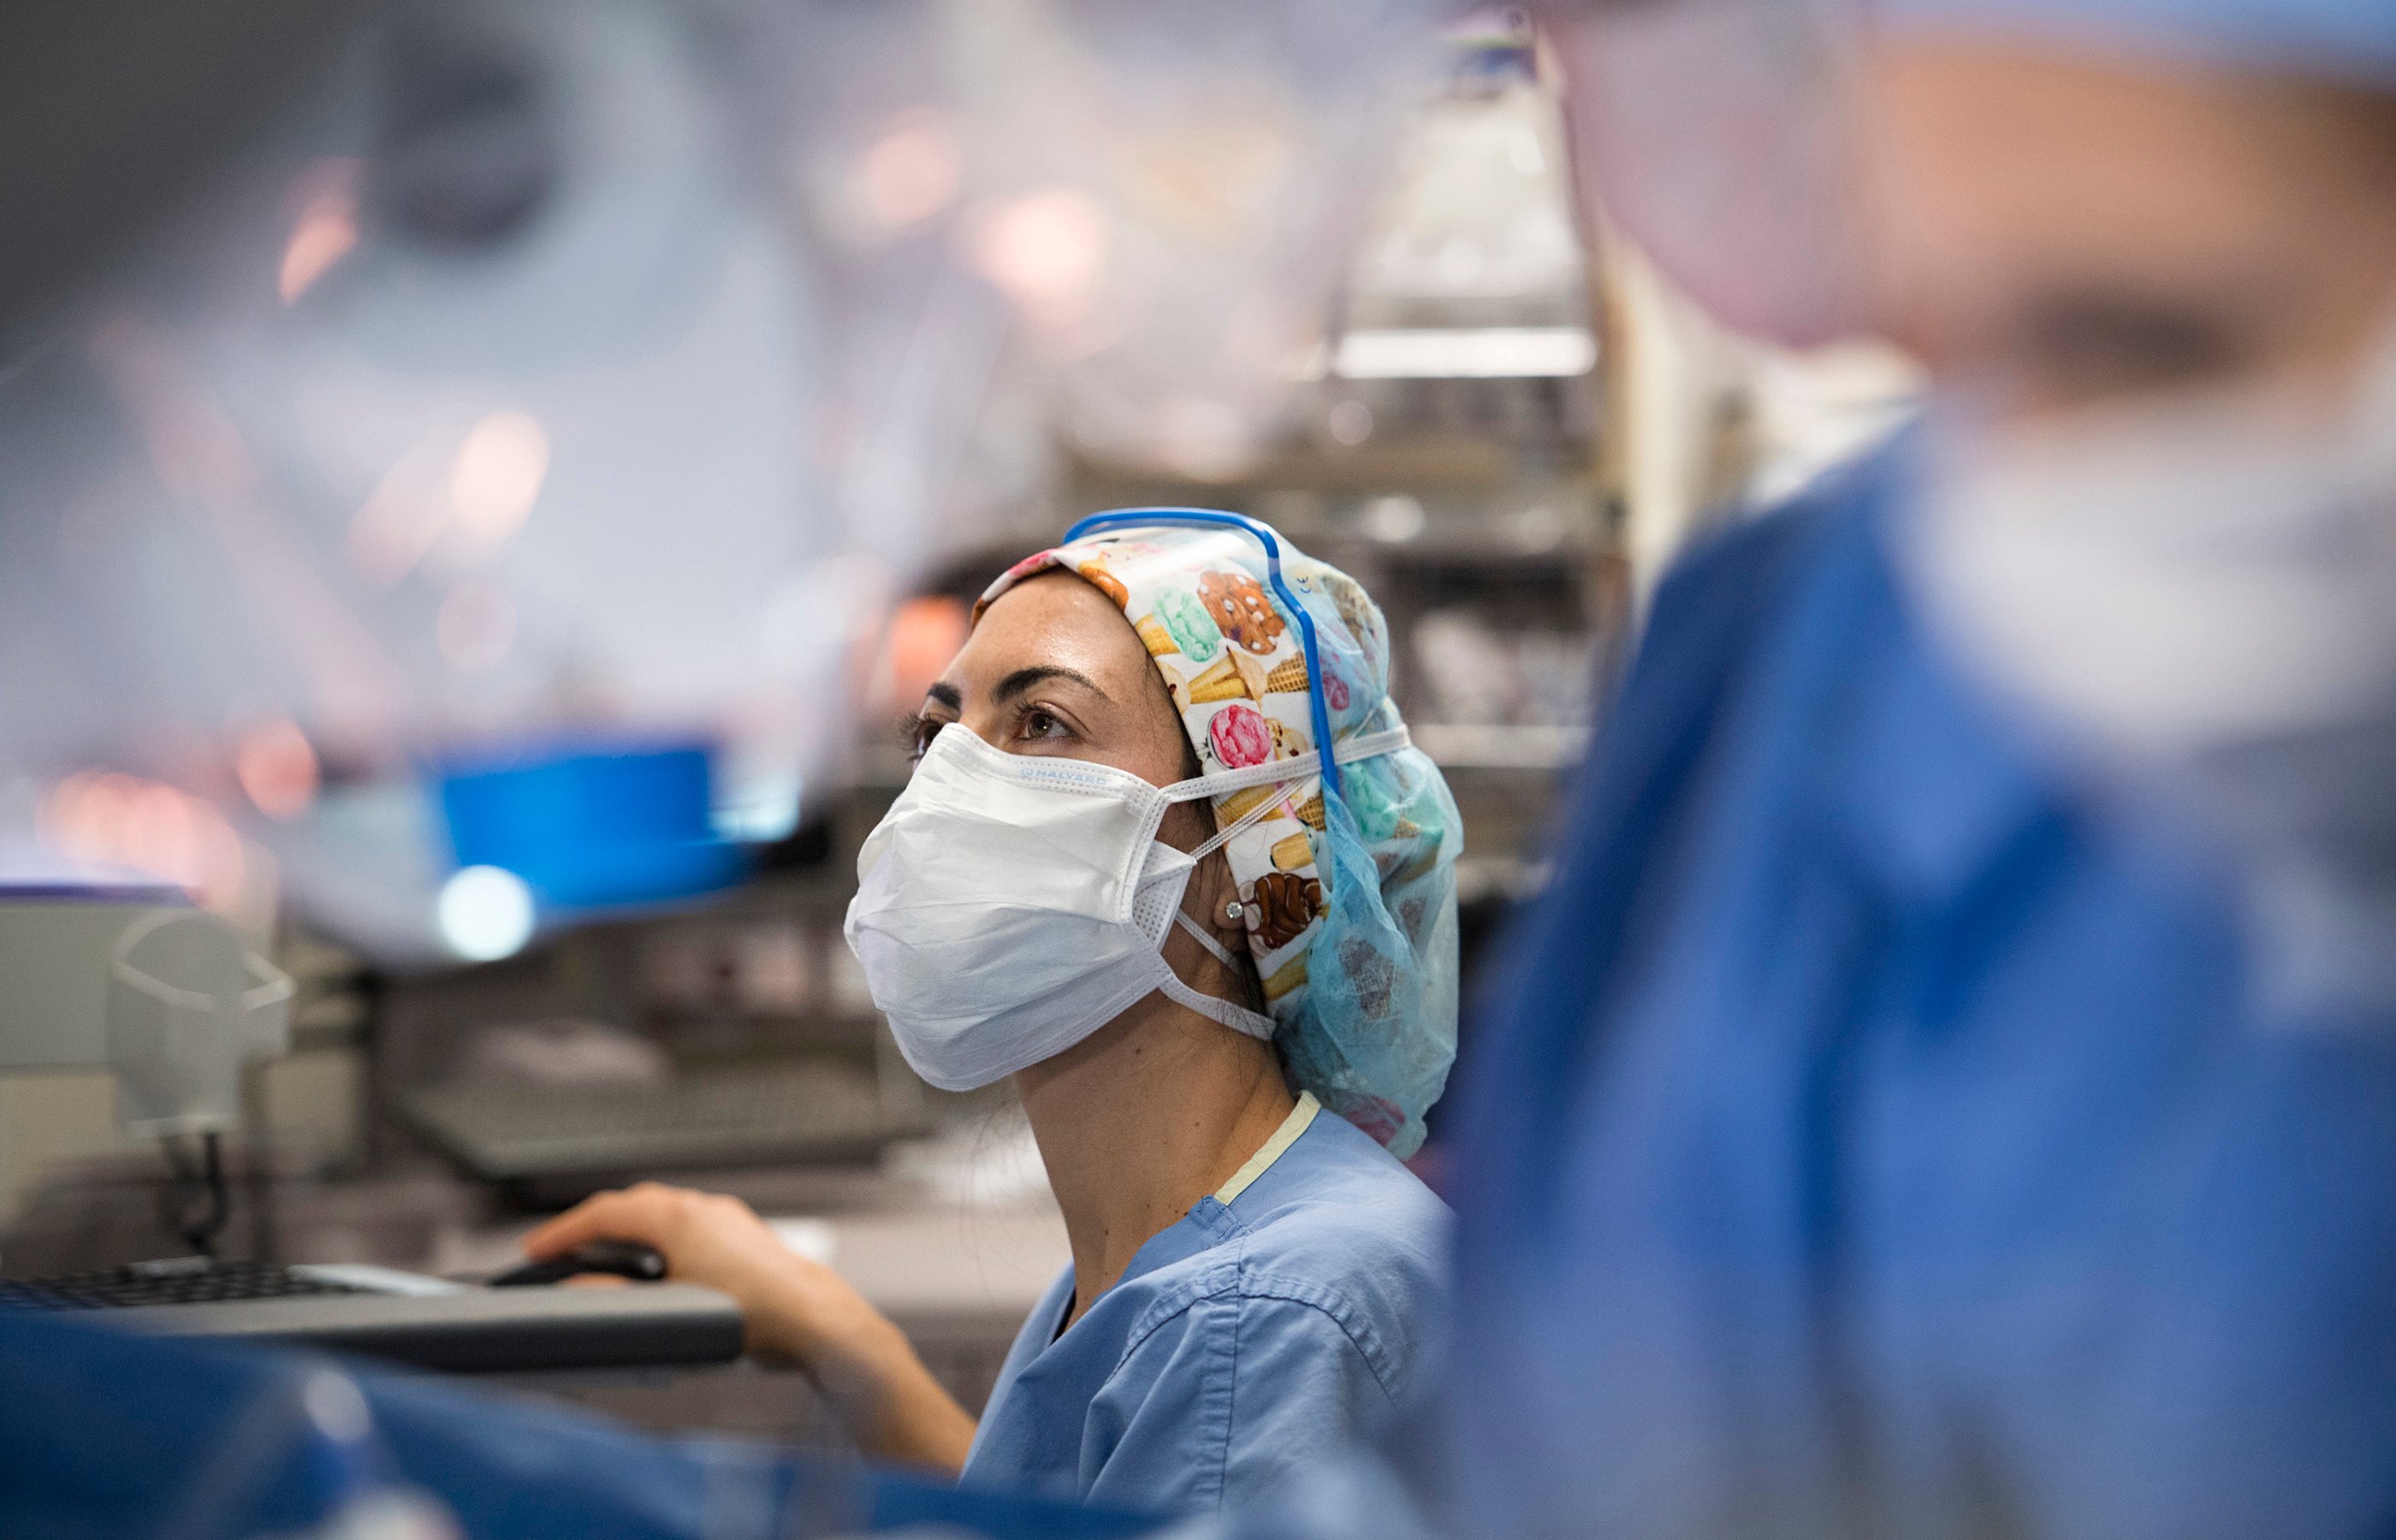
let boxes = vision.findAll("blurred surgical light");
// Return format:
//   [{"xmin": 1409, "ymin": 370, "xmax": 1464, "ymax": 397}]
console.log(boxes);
[
  {"xmin": 0, "ymin": 0, "xmax": 1444, "ymax": 963},
  {"xmin": 884, "ymin": 0, "xmax": 1444, "ymax": 475},
  {"xmin": 436, "ymin": 865, "xmax": 535, "ymax": 962},
  {"xmin": 346, "ymin": 412, "xmax": 549, "ymax": 591},
  {"xmin": 0, "ymin": 0, "xmax": 365, "ymax": 341}
]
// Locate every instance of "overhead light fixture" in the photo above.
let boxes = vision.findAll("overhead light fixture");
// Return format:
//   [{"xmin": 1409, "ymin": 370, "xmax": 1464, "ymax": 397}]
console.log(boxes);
[{"xmin": 1290, "ymin": 326, "xmax": 1598, "ymax": 382}]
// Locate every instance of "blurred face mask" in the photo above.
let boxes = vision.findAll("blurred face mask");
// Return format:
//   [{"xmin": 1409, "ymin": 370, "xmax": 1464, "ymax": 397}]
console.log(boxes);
[
  {"xmin": 844, "ymin": 723, "xmax": 1281, "ymax": 1091},
  {"xmin": 1898, "ymin": 320, "xmax": 2396, "ymax": 1007}
]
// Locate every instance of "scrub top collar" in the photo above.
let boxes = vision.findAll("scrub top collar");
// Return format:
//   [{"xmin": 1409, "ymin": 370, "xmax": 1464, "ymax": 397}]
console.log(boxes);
[
  {"xmin": 1213, "ymin": 1092, "xmax": 1320, "ymax": 1205},
  {"xmin": 1833, "ymin": 441, "xmax": 2059, "ymax": 916},
  {"xmin": 1043, "ymin": 1091, "xmax": 1325, "ymax": 1345}
]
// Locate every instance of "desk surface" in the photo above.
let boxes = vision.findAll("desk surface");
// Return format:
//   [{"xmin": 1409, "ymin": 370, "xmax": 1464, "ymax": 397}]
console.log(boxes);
[
  {"xmin": 419, "ymin": 1107, "xmax": 1072, "ymax": 1332},
  {"xmin": 433, "ymin": 1199, "xmax": 1069, "ymax": 1330}
]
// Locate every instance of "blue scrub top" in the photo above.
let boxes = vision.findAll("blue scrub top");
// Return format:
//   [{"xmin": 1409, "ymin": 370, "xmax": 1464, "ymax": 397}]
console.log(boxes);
[
  {"xmin": 963, "ymin": 1094, "xmax": 1450, "ymax": 1515},
  {"xmin": 1444, "ymin": 440, "xmax": 2396, "ymax": 1538}
]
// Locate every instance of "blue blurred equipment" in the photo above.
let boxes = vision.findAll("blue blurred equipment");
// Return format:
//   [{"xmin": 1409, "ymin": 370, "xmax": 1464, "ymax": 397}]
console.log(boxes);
[{"xmin": 437, "ymin": 740, "xmax": 750, "ymax": 912}]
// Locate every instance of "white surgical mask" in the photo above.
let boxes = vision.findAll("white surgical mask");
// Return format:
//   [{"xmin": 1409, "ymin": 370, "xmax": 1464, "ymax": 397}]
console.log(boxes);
[
  {"xmin": 1897, "ymin": 324, "xmax": 2396, "ymax": 1008},
  {"xmin": 845, "ymin": 720, "xmax": 1405, "ymax": 1090}
]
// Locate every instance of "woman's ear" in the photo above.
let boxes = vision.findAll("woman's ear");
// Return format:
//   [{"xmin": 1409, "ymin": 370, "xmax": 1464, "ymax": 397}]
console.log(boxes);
[
  {"xmin": 1189, "ymin": 849, "xmax": 1266, "ymax": 1007},
  {"xmin": 1189, "ymin": 845, "xmax": 1242, "ymax": 933}
]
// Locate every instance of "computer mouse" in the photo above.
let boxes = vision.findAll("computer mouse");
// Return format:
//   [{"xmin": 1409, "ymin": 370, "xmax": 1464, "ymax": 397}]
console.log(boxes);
[{"xmin": 488, "ymin": 1239, "xmax": 669, "ymax": 1288}]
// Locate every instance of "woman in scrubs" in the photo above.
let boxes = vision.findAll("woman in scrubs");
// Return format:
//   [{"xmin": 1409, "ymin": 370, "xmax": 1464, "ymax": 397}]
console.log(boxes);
[{"xmin": 525, "ymin": 516, "xmax": 1461, "ymax": 1514}]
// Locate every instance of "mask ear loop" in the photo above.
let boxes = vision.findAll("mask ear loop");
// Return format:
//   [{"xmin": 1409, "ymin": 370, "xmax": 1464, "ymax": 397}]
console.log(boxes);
[
  {"xmin": 1158, "ymin": 790, "xmax": 1283, "ymax": 1039},
  {"xmin": 1159, "ymin": 774, "xmax": 1315, "ymax": 1040},
  {"xmin": 1173, "ymin": 909, "xmax": 1245, "ymax": 972},
  {"xmin": 1165, "ymin": 792, "xmax": 1279, "ymax": 1032},
  {"xmin": 1161, "ymin": 974, "xmax": 1277, "ymax": 1040},
  {"xmin": 1158, "ymin": 915, "xmax": 1277, "ymax": 1040},
  {"xmin": 1186, "ymin": 785, "xmax": 1291, "ymax": 865}
]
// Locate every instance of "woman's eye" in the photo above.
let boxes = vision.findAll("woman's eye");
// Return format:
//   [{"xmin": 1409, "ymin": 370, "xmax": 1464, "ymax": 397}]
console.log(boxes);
[
  {"xmin": 1020, "ymin": 707, "xmax": 1071, "ymax": 743},
  {"xmin": 904, "ymin": 714, "xmax": 942, "ymax": 762}
]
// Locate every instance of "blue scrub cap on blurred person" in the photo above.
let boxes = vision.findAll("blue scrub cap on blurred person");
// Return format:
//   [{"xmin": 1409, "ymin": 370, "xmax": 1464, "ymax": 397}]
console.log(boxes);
[
  {"xmin": 1870, "ymin": 0, "xmax": 2396, "ymax": 88},
  {"xmin": 982, "ymin": 525, "xmax": 1462, "ymax": 1158}
]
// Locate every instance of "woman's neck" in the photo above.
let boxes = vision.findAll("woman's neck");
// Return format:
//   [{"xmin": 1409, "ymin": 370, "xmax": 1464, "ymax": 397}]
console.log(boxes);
[{"xmin": 1014, "ymin": 996, "xmax": 1296, "ymax": 1324}]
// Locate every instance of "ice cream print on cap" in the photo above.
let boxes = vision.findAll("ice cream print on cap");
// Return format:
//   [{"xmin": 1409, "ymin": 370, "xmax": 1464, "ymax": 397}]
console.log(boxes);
[{"xmin": 978, "ymin": 512, "xmax": 1462, "ymax": 1156}]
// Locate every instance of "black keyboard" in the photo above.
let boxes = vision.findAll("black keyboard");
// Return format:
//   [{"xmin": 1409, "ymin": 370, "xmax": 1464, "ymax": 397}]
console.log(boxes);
[
  {"xmin": 0, "ymin": 1257, "xmax": 371, "ymax": 1310},
  {"xmin": 0, "ymin": 1256, "xmax": 746, "ymax": 1374}
]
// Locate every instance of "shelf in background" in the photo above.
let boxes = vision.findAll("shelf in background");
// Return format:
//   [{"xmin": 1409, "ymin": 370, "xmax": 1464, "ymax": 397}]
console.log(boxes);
[{"xmin": 1410, "ymin": 722, "xmax": 1587, "ymax": 773}]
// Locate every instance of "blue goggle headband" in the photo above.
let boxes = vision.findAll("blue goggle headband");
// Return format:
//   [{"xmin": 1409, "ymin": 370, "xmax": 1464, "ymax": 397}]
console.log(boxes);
[{"xmin": 1059, "ymin": 507, "xmax": 1345, "ymax": 802}]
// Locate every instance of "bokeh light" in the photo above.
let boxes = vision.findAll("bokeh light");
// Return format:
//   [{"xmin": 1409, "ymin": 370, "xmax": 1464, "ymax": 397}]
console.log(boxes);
[
  {"xmin": 857, "ymin": 110, "xmax": 963, "ymax": 231},
  {"xmin": 234, "ymin": 718, "xmax": 321, "ymax": 821},
  {"xmin": 448, "ymin": 412, "xmax": 549, "ymax": 546},
  {"xmin": 276, "ymin": 160, "xmax": 361, "ymax": 305},
  {"xmin": 969, "ymin": 187, "xmax": 1111, "ymax": 324},
  {"xmin": 39, "ymin": 771, "xmax": 247, "ymax": 908},
  {"xmin": 436, "ymin": 864, "xmax": 536, "ymax": 962}
]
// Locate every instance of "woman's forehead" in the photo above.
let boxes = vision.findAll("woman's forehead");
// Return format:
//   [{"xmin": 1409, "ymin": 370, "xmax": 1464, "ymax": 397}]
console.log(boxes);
[{"xmin": 942, "ymin": 571, "xmax": 1148, "ymax": 697}]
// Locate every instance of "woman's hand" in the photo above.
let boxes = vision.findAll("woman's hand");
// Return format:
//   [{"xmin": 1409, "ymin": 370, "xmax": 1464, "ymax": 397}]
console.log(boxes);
[
  {"xmin": 521, "ymin": 1183, "xmax": 976, "ymax": 1471},
  {"xmin": 525, "ymin": 1184, "xmax": 853, "ymax": 1363}
]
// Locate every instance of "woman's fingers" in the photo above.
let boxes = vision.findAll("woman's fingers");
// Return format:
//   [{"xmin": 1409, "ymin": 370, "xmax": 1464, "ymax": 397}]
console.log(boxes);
[
  {"xmin": 516, "ymin": 1182, "xmax": 956, "ymax": 1461},
  {"xmin": 517, "ymin": 1185, "xmax": 861, "ymax": 1366},
  {"xmin": 521, "ymin": 1182, "xmax": 692, "ymax": 1259}
]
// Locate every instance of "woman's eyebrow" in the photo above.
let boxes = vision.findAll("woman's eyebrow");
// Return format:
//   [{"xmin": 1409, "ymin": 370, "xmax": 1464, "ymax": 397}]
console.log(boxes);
[
  {"xmin": 993, "ymin": 665, "xmax": 1108, "ymax": 704},
  {"xmin": 923, "ymin": 681, "xmax": 962, "ymax": 712}
]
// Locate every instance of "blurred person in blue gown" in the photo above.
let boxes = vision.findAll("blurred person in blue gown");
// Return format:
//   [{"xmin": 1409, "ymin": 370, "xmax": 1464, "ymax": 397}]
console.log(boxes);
[{"xmin": 1420, "ymin": 0, "xmax": 2396, "ymax": 1535}]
